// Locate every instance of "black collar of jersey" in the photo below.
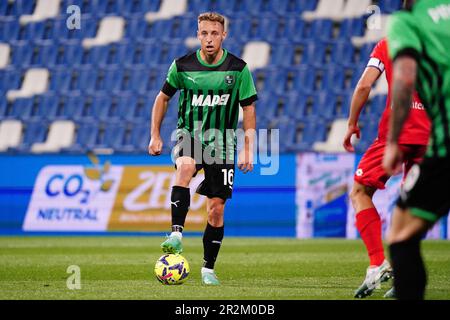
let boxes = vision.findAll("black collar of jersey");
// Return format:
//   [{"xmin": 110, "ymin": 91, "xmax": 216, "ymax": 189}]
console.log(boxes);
[{"xmin": 175, "ymin": 49, "xmax": 247, "ymax": 73}]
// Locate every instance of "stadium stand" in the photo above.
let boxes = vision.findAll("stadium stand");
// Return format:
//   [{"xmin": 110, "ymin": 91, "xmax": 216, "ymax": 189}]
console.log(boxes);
[{"xmin": 0, "ymin": 0, "xmax": 402, "ymax": 154}]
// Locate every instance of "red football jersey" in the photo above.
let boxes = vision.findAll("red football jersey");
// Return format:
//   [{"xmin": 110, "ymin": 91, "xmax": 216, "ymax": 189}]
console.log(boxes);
[{"xmin": 367, "ymin": 38, "xmax": 430, "ymax": 145}]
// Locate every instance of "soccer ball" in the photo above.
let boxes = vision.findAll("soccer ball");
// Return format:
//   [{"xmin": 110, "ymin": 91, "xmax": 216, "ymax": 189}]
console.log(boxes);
[{"xmin": 154, "ymin": 254, "xmax": 190, "ymax": 285}]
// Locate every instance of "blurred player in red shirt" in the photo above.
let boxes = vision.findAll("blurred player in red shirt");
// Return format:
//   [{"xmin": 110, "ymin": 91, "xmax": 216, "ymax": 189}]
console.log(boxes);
[{"xmin": 343, "ymin": 38, "xmax": 430, "ymax": 298}]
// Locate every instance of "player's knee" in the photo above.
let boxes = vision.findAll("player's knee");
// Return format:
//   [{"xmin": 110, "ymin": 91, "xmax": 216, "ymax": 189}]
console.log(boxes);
[
  {"xmin": 176, "ymin": 164, "xmax": 196, "ymax": 184},
  {"xmin": 208, "ymin": 202, "xmax": 224, "ymax": 227}
]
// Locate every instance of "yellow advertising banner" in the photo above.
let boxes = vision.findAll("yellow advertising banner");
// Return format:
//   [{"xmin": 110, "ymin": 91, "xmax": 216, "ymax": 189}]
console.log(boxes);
[{"xmin": 108, "ymin": 166, "xmax": 207, "ymax": 231}]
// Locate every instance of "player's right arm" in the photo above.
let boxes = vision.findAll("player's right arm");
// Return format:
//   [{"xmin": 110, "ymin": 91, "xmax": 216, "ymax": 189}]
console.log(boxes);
[
  {"xmin": 343, "ymin": 66, "xmax": 382, "ymax": 152},
  {"xmin": 148, "ymin": 60, "xmax": 180, "ymax": 156},
  {"xmin": 148, "ymin": 91, "xmax": 171, "ymax": 155}
]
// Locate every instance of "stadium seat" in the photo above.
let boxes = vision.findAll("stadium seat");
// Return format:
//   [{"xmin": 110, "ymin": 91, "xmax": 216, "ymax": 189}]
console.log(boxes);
[
  {"xmin": 64, "ymin": 121, "xmax": 99, "ymax": 152},
  {"xmin": 145, "ymin": 0, "xmax": 187, "ymax": 23},
  {"xmin": 339, "ymin": 0, "xmax": 372, "ymax": 20},
  {"xmin": 10, "ymin": 120, "xmax": 48, "ymax": 152},
  {"xmin": 10, "ymin": 41, "xmax": 33, "ymax": 67},
  {"xmin": 83, "ymin": 16, "xmax": 125, "ymax": 48},
  {"xmin": 0, "ymin": 17, "xmax": 20, "ymax": 42},
  {"xmin": 352, "ymin": 15, "xmax": 390, "ymax": 47},
  {"xmin": 59, "ymin": 92, "xmax": 84, "ymax": 120},
  {"xmin": 20, "ymin": 0, "xmax": 61, "ymax": 25},
  {"xmin": 31, "ymin": 120, "xmax": 75, "ymax": 153},
  {"xmin": 302, "ymin": 0, "xmax": 345, "ymax": 21},
  {"xmin": 379, "ymin": 0, "xmax": 402, "ymax": 13},
  {"xmin": 337, "ymin": 18, "xmax": 365, "ymax": 39},
  {"xmin": 303, "ymin": 19, "xmax": 333, "ymax": 41},
  {"xmin": 7, "ymin": 68, "xmax": 49, "ymax": 101},
  {"xmin": 291, "ymin": 66, "xmax": 315, "ymax": 94},
  {"xmin": 48, "ymin": 66, "xmax": 71, "ymax": 92},
  {"xmin": 118, "ymin": 121, "xmax": 149, "ymax": 153},
  {"xmin": 33, "ymin": 92, "xmax": 58, "ymax": 120},
  {"xmin": 242, "ymin": 41, "xmax": 270, "ymax": 71},
  {"xmin": 108, "ymin": 93, "xmax": 138, "ymax": 121},
  {"xmin": 0, "ymin": 44, "xmax": 10, "ymax": 69},
  {"xmin": 313, "ymin": 118, "xmax": 347, "ymax": 152},
  {"xmin": 0, "ymin": 119, "xmax": 23, "ymax": 152},
  {"xmin": 0, "ymin": 67, "xmax": 21, "ymax": 93},
  {"xmin": 94, "ymin": 121, "xmax": 126, "ymax": 151}
]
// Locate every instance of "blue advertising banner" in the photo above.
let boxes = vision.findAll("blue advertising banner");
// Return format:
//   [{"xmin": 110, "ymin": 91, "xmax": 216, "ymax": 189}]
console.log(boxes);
[{"xmin": 0, "ymin": 153, "xmax": 296, "ymax": 236}]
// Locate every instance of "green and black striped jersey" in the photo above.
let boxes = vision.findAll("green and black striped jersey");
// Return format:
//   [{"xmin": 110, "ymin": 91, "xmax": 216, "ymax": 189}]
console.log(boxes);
[
  {"xmin": 161, "ymin": 49, "xmax": 257, "ymax": 161},
  {"xmin": 387, "ymin": 0, "xmax": 450, "ymax": 158}
]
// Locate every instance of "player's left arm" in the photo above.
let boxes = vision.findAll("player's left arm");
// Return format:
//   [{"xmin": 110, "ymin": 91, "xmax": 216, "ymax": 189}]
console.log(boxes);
[
  {"xmin": 237, "ymin": 65, "xmax": 258, "ymax": 174},
  {"xmin": 383, "ymin": 12, "xmax": 421, "ymax": 174},
  {"xmin": 239, "ymin": 102, "xmax": 256, "ymax": 173}
]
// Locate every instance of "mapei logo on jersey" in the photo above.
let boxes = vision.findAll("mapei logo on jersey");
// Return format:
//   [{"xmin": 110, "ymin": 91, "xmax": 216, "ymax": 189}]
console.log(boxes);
[{"xmin": 192, "ymin": 94, "xmax": 230, "ymax": 107}]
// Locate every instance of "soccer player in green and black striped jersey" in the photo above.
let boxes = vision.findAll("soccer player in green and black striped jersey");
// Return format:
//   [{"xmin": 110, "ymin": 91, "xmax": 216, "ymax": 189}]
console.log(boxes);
[
  {"xmin": 382, "ymin": 0, "xmax": 450, "ymax": 300},
  {"xmin": 148, "ymin": 12, "xmax": 257, "ymax": 285}
]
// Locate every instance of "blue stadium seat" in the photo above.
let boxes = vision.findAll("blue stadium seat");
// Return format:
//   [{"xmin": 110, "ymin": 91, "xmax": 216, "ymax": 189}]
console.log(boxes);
[
  {"xmin": 49, "ymin": 66, "xmax": 72, "ymax": 92},
  {"xmin": 379, "ymin": 0, "xmax": 402, "ymax": 13},
  {"xmin": 60, "ymin": 92, "xmax": 84, "ymax": 121},
  {"xmin": 299, "ymin": 41, "xmax": 326, "ymax": 67},
  {"xmin": 268, "ymin": 117, "xmax": 296, "ymax": 152},
  {"xmin": 303, "ymin": 19, "xmax": 333, "ymax": 41},
  {"xmin": 122, "ymin": 0, "xmax": 160, "ymax": 17},
  {"xmin": 0, "ymin": 17, "xmax": 20, "ymax": 41},
  {"xmin": 10, "ymin": 120, "xmax": 48, "ymax": 153},
  {"xmin": 283, "ymin": 17, "xmax": 305, "ymax": 42},
  {"xmin": 269, "ymin": 41, "xmax": 294, "ymax": 67},
  {"xmin": 258, "ymin": 67, "xmax": 287, "ymax": 93},
  {"xmin": 291, "ymin": 66, "xmax": 315, "ymax": 94},
  {"xmin": 94, "ymin": 66, "xmax": 123, "ymax": 92},
  {"xmin": 81, "ymin": 45, "xmax": 109, "ymax": 66},
  {"xmin": 188, "ymin": 0, "xmax": 211, "ymax": 14},
  {"xmin": 95, "ymin": 121, "xmax": 126, "ymax": 150},
  {"xmin": 293, "ymin": 119, "xmax": 327, "ymax": 152},
  {"xmin": 71, "ymin": 66, "xmax": 98, "ymax": 92},
  {"xmin": 109, "ymin": 93, "xmax": 138, "ymax": 121},
  {"xmin": 140, "ymin": 39, "xmax": 162, "ymax": 66},
  {"xmin": 118, "ymin": 121, "xmax": 149, "ymax": 153},
  {"xmin": 358, "ymin": 42, "xmax": 376, "ymax": 65},
  {"xmin": 64, "ymin": 121, "xmax": 99, "ymax": 152},
  {"xmin": 34, "ymin": 93, "xmax": 59, "ymax": 121},
  {"xmin": 10, "ymin": 41, "xmax": 33, "ymax": 67},
  {"xmin": 254, "ymin": 14, "xmax": 282, "ymax": 42},
  {"xmin": 82, "ymin": 93, "xmax": 112, "ymax": 121},
  {"xmin": 319, "ymin": 66, "xmax": 346, "ymax": 92},
  {"xmin": 0, "ymin": 97, "xmax": 7, "ymax": 120},
  {"xmin": 337, "ymin": 18, "xmax": 365, "ymax": 39},
  {"xmin": 55, "ymin": 40, "xmax": 83, "ymax": 66},
  {"xmin": 5, "ymin": 98, "xmax": 33, "ymax": 121},
  {"xmin": 55, "ymin": 15, "xmax": 97, "ymax": 41},
  {"xmin": 284, "ymin": 93, "xmax": 308, "ymax": 120},
  {"xmin": 256, "ymin": 92, "xmax": 278, "ymax": 121},
  {"xmin": 330, "ymin": 40, "xmax": 355, "ymax": 67},
  {"xmin": 29, "ymin": 40, "xmax": 57, "ymax": 67},
  {"xmin": 227, "ymin": 15, "xmax": 251, "ymax": 43},
  {"xmin": 0, "ymin": 67, "xmax": 21, "ymax": 92}
]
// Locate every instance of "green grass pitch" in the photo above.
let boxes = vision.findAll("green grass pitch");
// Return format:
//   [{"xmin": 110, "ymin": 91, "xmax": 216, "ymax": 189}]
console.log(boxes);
[{"xmin": 0, "ymin": 237, "xmax": 449, "ymax": 300}]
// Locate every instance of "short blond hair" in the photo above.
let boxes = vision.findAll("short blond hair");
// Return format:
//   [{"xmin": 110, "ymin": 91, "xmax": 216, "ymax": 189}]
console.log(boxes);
[{"xmin": 198, "ymin": 12, "xmax": 225, "ymax": 29}]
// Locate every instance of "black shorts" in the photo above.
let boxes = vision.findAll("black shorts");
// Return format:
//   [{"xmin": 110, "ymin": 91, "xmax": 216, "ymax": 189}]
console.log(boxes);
[
  {"xmin": 172, "ymin": 137, "xmax": 235, "ymax": 200},
  {"xmin": 396, "ymin": 157, "xmax": 450, "ymax": 223}
]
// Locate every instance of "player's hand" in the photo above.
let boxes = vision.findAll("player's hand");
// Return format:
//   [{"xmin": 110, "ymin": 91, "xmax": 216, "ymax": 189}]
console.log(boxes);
[
  {"xmin": 343, "ymin": 124, "xmax": 360, "ymax": 153},
  {"xmin": 238, "ymin": 148, "xmax": 254, "ymax": 174},
  {"xmin": 382, "ymin": 143, "xmax": 403, "ymax": 175},
  {"xmin": 148, "ymin": 136, "xmax": 163, "ymax": 156}
]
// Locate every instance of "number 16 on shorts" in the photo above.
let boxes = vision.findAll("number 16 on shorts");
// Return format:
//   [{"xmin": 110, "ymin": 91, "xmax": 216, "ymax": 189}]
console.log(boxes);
[{"xmin": 222, "ymin": 168, "xmax": 234, "ymax": 189}]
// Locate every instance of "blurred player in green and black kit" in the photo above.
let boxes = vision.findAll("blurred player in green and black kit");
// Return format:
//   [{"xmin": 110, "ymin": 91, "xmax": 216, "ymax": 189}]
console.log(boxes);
[
  {"xmin": 148, "ymin": 12, "xmax": 257, "ymax": 285},
  {"xmin": 383, "ymin": 0, "xmax": 450, "ymax": 299}
]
